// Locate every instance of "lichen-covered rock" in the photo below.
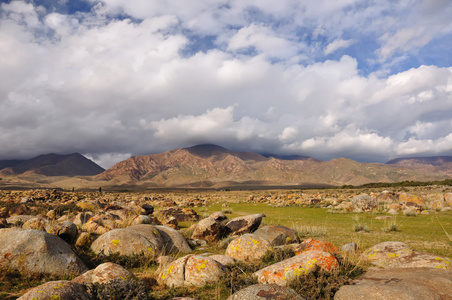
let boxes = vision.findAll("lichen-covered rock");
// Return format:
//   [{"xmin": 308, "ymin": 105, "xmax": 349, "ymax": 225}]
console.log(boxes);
[
  {"xmin": 375, "ymin": 191, "xmax": 398, "ymax": 204},
  {"xmin": 159, "ymin": 255, "xmax": 225, "ymax": 287},
  {"xmin": 22, "ymin": 217, "xmax": 49, "ymax": 231},
  {"xmin": 227, "ymin": 284, "xmax": 306, "ymax": 300},
  {"xmin": 351, "ymin": 195, "xmax": 378, "ymax": 212},
  {"xmin": 295, "ymin": 238, "xmax": 339, "ymax": 255},
  {"xmin": 226, "ymin": 214, "xmax": 263, "ymax": 235},
  {"xmin": 334, "ymin": 267, "xmax": 452, "ymax": 300},
  {"xmin": 191, "ymin": 214, "xmax": 230, "ymax": 244},
  {"xmin": 254, "ymin": 250, "xmax": 339, "ymax": 286},
  {"xmin": 399, "ymin": 193, "xmax": 425, "ymax": 205},
  {"xmin": 17, "ymin": 280, "xmax": 88, "ymax": 300},
  {"xmin": 253, "ymin": 225, "xmax": 297, "ymax": 245},
  {"xmin": 91, "ymin": 224, "xmax": 164, "ymax": 257},
  {"xmin": 6, "ymin": 215, "xmax": 38, "ymax": 226},
  {"xmin": 156, "ymin": 207, "xmax": 199, "ymax": 224},
  {"xmin": 155, "ymin": 225, "xmax": 192, "ymax": 254},
  {"xmin": 362, "ymin": 241, "xmax": 452, "ymax": 270},
  {"xmin": 49, "ymin": 221, "xmax": 78, "ymax": 244},
  {"xmin": 72, "ymin": 212, "xmax": 94, "ymax": 226},
  {"xmin": 209, "ymin": 254, "xmax": 236, "ymax": 266},
  {"xmin": 72, "ymin": 262, "xmax": 135, "ymax": 285},
  {"xmin": 131, "ymin": 214, "xmax": 152, "ymax": 225},
  {"xmin": 225, "ymin": 234, "xmax": 271, "ymax": 263},
  {"xmin": 0, "ymin": 228, "xmax": 88, "ymax": 278}
]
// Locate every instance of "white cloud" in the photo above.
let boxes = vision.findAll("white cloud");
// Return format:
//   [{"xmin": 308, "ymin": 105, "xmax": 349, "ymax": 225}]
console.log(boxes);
[
  {"xmin": 324, "ymin": 38, "xmax": 355, "ymax": 55},
  {"xmin": 0, "ymin": 0, "xmax": 451, "ymax": 165}
]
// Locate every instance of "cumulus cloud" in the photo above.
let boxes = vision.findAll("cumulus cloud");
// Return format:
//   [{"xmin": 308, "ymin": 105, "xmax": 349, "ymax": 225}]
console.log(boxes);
[
  {"xmin": 0, "ymin": 0, "xmax": 451, "ymax": 167},
  {"xmin": 324, "ymin": 38, "xmax": 356, "ymax": 55}
]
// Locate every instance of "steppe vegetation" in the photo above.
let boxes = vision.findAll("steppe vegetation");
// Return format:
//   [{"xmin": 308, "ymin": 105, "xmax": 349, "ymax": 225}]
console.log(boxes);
[{"xmin": 0, "ymin": 185, "xmax": 451, "ymax": 299}]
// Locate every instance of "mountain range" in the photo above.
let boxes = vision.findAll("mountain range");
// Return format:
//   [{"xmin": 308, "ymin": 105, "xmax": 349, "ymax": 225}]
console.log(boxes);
[{"xmin": 0, "ymin": 144, "xmax": 451, "ymax": 190}]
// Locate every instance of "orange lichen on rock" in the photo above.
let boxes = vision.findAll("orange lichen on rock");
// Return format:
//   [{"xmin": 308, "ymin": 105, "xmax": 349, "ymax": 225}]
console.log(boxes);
[{"xmin": 295, "ymin": 238, "xmax": 339, "ymax": 255}]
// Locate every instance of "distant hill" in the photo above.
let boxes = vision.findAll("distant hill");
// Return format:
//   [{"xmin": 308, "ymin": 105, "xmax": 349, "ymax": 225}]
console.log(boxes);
[
  {"xmin": 387, "ymin": 156, "xmax": 452, "ymax": 166},
  {"xmin": 0, "ymin": 153, "xmax": 105, "ymax": 177},
  {"xmin": 95, "ymin": 145, "xmax": 452, "ymax": 188}
]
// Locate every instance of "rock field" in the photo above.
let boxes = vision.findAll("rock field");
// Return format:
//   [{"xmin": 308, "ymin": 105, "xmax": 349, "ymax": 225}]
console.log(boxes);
[{"xmin": 0, "ymin": 187, "xmax": 451, "ymax": 299}]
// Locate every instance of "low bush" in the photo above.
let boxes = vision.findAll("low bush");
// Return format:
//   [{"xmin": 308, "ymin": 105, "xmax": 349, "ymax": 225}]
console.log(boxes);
[{"xmin": 85, "ymin": 279, "xmax": 148, "ymax": 300}]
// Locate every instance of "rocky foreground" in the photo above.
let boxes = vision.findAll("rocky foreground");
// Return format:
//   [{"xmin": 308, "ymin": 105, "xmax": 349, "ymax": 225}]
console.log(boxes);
[{"xmin": 1, "ymin": 188, "xmax": 452, "ymax": 299}]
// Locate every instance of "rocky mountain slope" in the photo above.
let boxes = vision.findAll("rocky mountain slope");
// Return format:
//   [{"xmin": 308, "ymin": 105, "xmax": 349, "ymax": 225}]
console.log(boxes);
[
  {"xmin": 95, "ymin": 144, "xmax": 452, "ymax": 188},
  {"xmin": 0, "ymin": 153, "xmax": 105, "ymax": 177}
]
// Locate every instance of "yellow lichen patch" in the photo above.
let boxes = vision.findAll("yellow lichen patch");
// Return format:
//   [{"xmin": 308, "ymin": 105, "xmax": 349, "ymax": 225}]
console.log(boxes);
[
  {"xmin": 161, "ymin": 265, "xmax": 173, "ymax": 279},
  {"xmin": 49, "ymin": 295, "xmax": 61, "ymax": 300},
  {"xmin": 435, "ymin": 257, "xmax": 451, "ymax": 269},
  {"xmin": 153, "ymin": 230, "xmax": 159, "ymax": 235},
  {"xmin": 110, "ymin": 239, "xmax": 121, "ymax": 246},
  {"xmin": 147, "ymin": 247, "xmax": 154, "ymax": 253},
  {"xmin": 386, "ymin": 253, "xmax": 400, "ymax": 258},
  {"xmin": 196, "ymin": 260, "xmax": 207, "ymax": 271},
  {"xmin": 252, "ymin": 239, "xmax": 260, "ymax": 245}
]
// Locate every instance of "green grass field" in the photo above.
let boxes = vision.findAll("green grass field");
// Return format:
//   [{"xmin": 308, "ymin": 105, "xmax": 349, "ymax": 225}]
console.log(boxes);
[{"xmin": 191, "ymin": 202, "xmax": 452, "ymax": 258}]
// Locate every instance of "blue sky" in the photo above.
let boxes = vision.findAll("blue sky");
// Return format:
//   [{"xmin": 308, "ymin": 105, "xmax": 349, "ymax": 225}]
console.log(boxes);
[{"xmin": 0, "ymin": 0, "xmax": 451, "ymax": 168}]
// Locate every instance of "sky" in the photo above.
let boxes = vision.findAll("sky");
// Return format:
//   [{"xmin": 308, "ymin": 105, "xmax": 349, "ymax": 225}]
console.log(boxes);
[{"xmin": 0, "ymin": 0, "xmax": 452, "ymax": 169}]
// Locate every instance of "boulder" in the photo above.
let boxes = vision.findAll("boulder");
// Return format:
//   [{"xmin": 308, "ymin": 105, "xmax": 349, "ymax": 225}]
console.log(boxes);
[
  {"xmin": 375, "ymin": 191, "xmax": 398, "ymax": 204},
  {"xmin": 209, "ymin": 254, "xmax": 236, "ymax": 266},
  {"xmin": 22, "ymin": 217, "xmax": 49, "ymax": 231},
  {"xmin": 335, "ymin": 267, "xmax": 452, "ymax": 300},
  {"xmin": 159, "ymin": 255, "xmax": 225, "ymax": 287},
  {"xmin": 225, "ymin": 234, "xmax": 271, "ymax": 263},
  {"xmin": 72, "ymin": 212, "xmax": 94, "ymax": 226},
  {"xmin": 91, "ymin": 224, "xmax": 164, "ymax": 257},
  {"xmin": 362, "ymin": 241, "xmax": 452, "ymax": 270},
  {"xmin": 156, "ymin": 207, "xmax": 199, "ymax": 224},
  {"xmin": 72, "ymin": 262, "xmax": 135, "ymax": 285},
  {"xmin": 399, "ymin": 193, "xmax": 425, "ymax": 205},
  {"xmin": 131, "ymin": 215, "xmax": 152, "ymax": 225},
  {"xmin": 155, "ymin": 225, "xmax": 192, "ymax": 254},
  {"xmin": 253, "ymin": 225, "xmax": 297, "ymax": 245},
  {"xmin": 445, "ymin": 193, "xmax": 452, "ymax": 206},
  {"xmin": 49, "ymin": 221, "xmax": 78, "ymax": 244},
  {"xmin": 17, "ymin": 280, "xmax": 88, "ymax": 300},
  {"xmin": 191, "ymin": 214, "xmax": 231, "ymax": 244},
  {"xmin": 295, "ymin": 238, "xmax": 339, "ymax": 255},
  {"xmin": 6, "ymin": 215, "xmax": 37, "ymax": 226},
  {"xmin": 351, "ymin": 195, "xmax": 378, "ymax": 212},
  {"xmin": 226, "ymin": 214, "xmax": 263, "ymax": 235},
  {"xmin": 141, "ymin": 204, "xmax": 154, "ymax": 215},
  {"xmin": 227, "ymin": 284, "xmax": 306, "ymax": 300},
  {"xmin": 0, "ymin": 228, "xmax": 88, "ymax": 278},
  {"xmin": 254, "ymin": 250, "xmax": 339, "ymax": 286}
]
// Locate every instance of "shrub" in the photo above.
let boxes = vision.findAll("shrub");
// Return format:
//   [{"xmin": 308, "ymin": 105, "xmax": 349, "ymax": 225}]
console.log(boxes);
[
  {"xmin": 353, "ymin": 223, "xmax": 370, "ymax": 232},
  {"xmin": 382, "ymin": 221, "xmax": 398, "ymax": 232},
  {"xmin": 85, "ymin": 279, "xmax": 148, "ymax": 300},
  {"xmin": 287, "ymin": 254, "xmax": 365, "ymax": 299},
  {"xmin": 261, "ymin": 245, "xmax": 296, "ymax": 265}
]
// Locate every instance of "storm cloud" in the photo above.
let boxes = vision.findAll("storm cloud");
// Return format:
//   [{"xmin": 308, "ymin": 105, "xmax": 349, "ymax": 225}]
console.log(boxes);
[{"xmin": 1, "ymin": 0, "xmax": 451, "ymax": 168}]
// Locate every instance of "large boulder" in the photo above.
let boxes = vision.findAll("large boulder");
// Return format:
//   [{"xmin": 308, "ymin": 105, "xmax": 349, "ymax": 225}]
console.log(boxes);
[
  {"xmin": 18, "ymin": 280, "xmax": 88, "ymax": 300},
  {"xmin": 156, "ymin": 207, "xmax": 199, "ymax": 224},
  {"xmin": 375, "ymin": 191, "xmax": 398, "ymax": 204},
  {"xmin": 0, "ymin": 228, "xmax": 88, "ymax": 278},
  {"xmin": 91, "ymin": 224, "xmax": 164, "ymax": 257},
  {"xmin": 334, "ymin": 267, "xmax": 452, "ymax": 299},
  {"xmin": 72, "ymin": 262, "xmax": 135, "ymax": 285},
  {"xmin": 225, "ymin": 234, "xmax": 271, "ymax": 263},
  {"xmin": 48, "ymin": 221, "xmax": 78, "ymax": 244},
  {"xmin": 253, "ymin": 225, "xmax": 297, "ymax": 246},
  {"xmin": 226, "ymin": 214, "xmax": 263, "ymax": 235},
  {"xmin": 399, "ymin": 193, "xmax": 425, "ymax": 205},
  {"xmin": 351, "ymin": 195, "xmax": 378, "ymax": 212},
  {"xmin": 295, "ymin": 238, "xmax": 339, "ymax": 255},
  {"xmin": 362, "ymin": 241, "xmax": 452, "ymax": 270},
  {"xmin": 191, "ymin": 213, "xmax": 231, "ymax": 244},
  {"xmin": 159, "ymin": 255, "xmax": 225, "ymax": 287},
  {"xmin": 227, "ymin": 284, "xmax": 306, "ymax": 300},
  {"xmin": 254, "ymin": 250, "xmax": 339, "ymax": 286},
  {"xmin": 155, "ymin": 225, "xmax": 192, "ymax": 254}
]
